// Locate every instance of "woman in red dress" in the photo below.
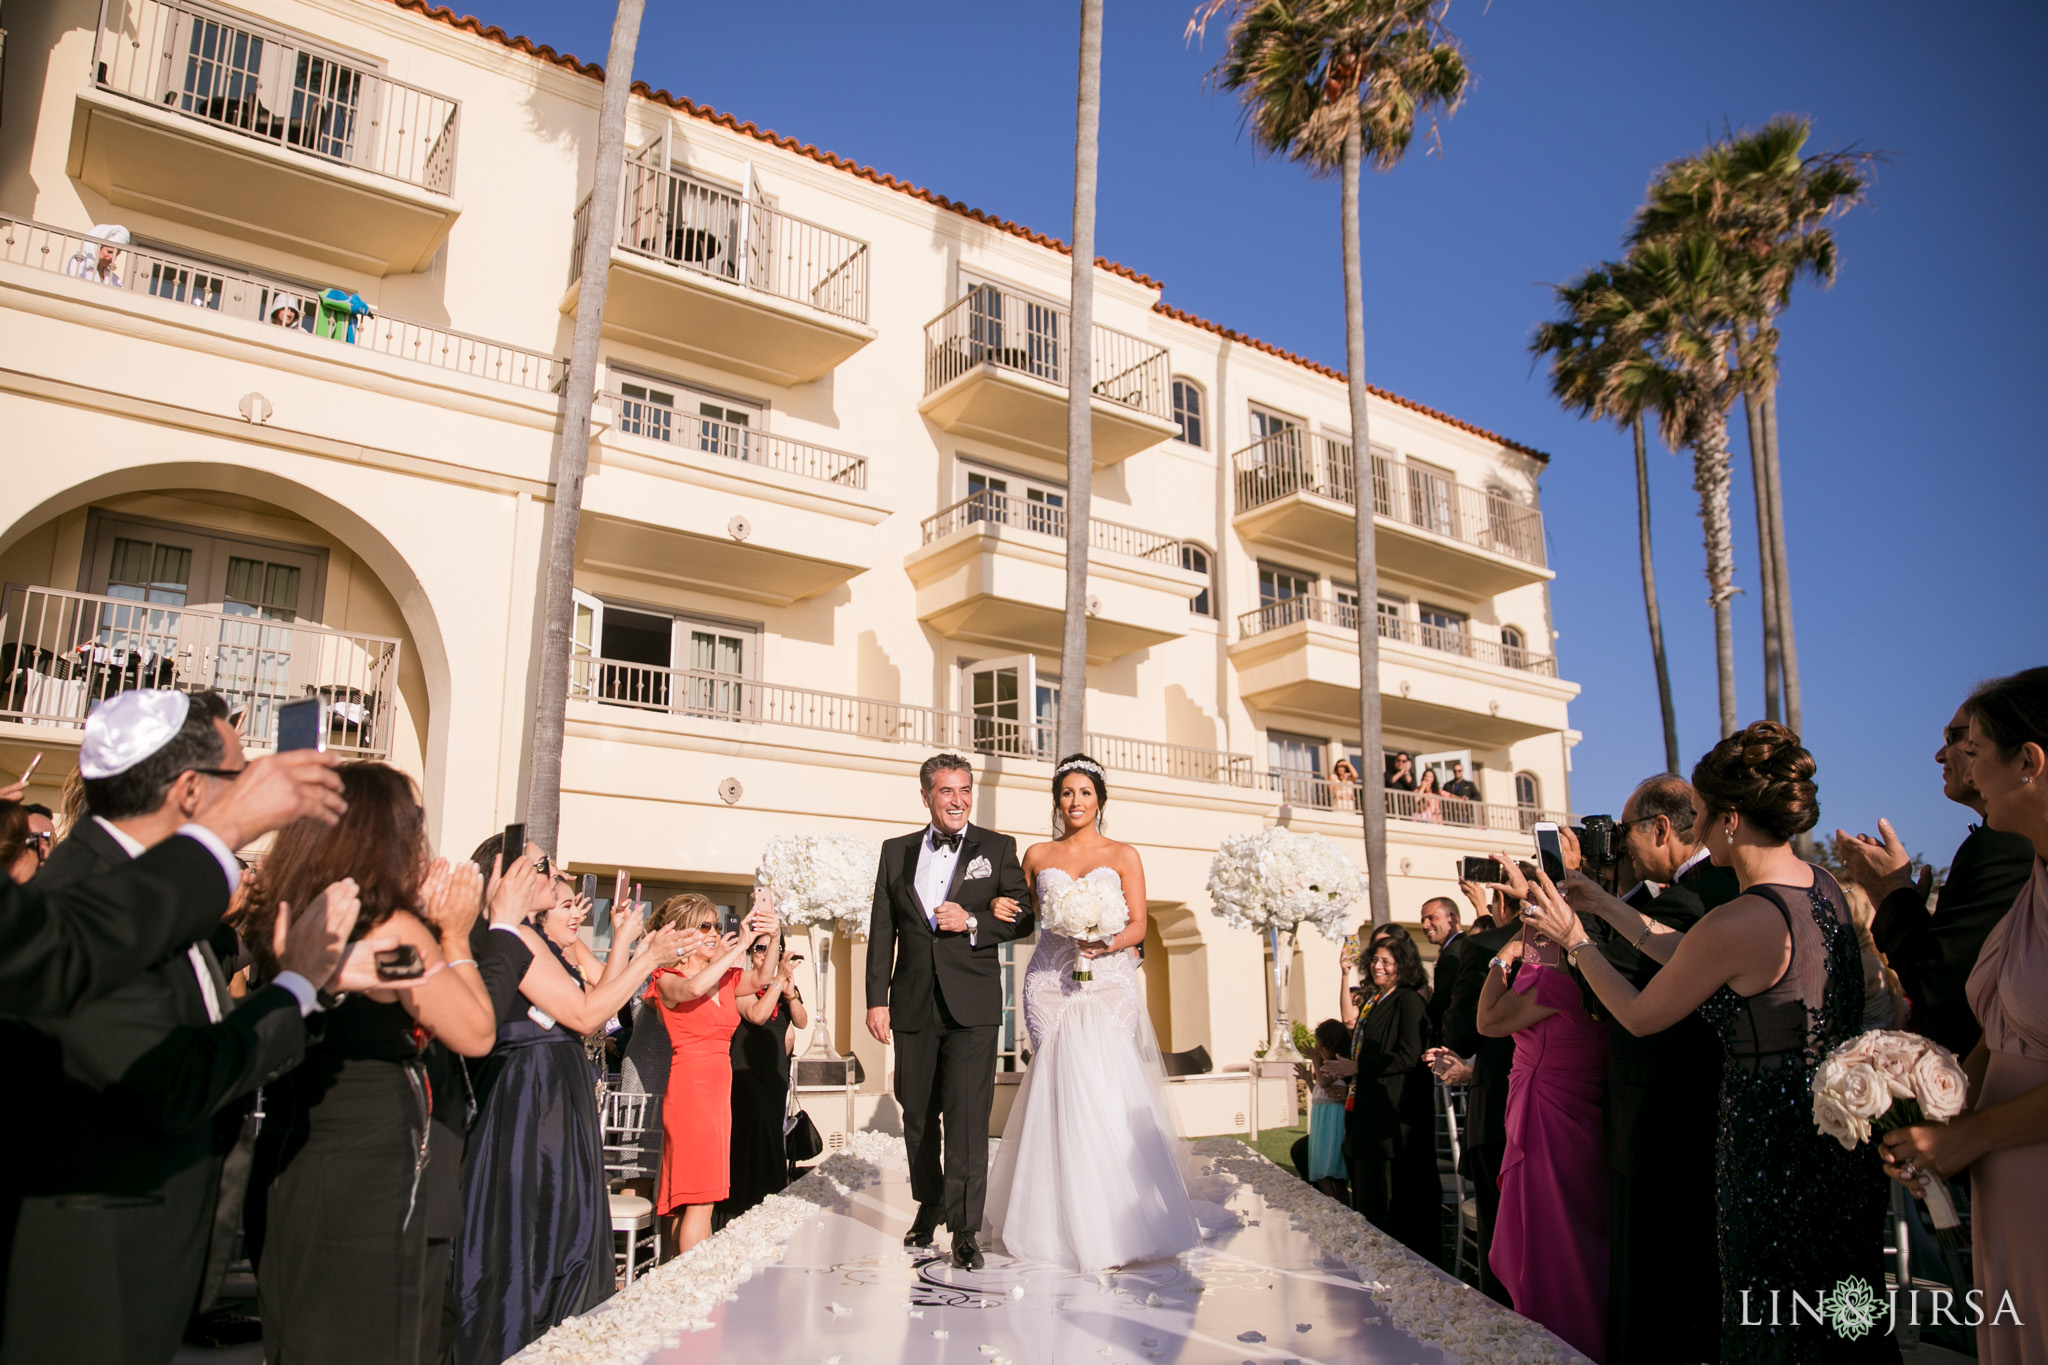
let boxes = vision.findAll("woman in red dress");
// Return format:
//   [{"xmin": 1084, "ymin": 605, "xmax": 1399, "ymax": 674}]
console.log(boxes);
[{"xmin": 649, "ymin": 890, "xmax": 782, "ymax": 1254}]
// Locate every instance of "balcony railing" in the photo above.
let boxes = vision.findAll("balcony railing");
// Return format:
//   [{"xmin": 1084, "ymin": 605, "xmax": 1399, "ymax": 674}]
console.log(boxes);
[
  {"xmin": 569, "ymin": 656, "xmax": 1252, "ymax": 784},
  {"xmin": 575, "ymin": 161, "xmax": 869, "ymax": 324},
  {"xmin": 602, "ymin": 391, "xmax": 866, "ymax": 489},
  {"xmin": 1231, "ymin": 430, "xmax": 1546, "ymax": 568},
  {"xmin": 3, "ymin": 214, "xmax": 566, "ymax": 392},
  {"xmin": 93, "ymin": 0, "xmax": 459, "ymax": 193},
  {"xmin": 922, "ymin": 285, "xmax": 1171, "ymax": 420},
  {"xmin": 1236, "ymin": 596, "xmax": 1557, "ymax": 677},
  {"xmin": 0, "ymin": 585, "xmax": 402, "ymax": 759},
  {"xmin": 921, "ymin": 489, "xmax": 1186, "ymax": 564},
  {"xmin": 1254, "ymin": 769, "xmax": 1573, "ymax": 832}
]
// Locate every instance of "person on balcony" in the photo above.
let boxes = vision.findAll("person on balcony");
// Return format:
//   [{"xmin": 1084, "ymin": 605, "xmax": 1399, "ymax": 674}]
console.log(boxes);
[
  {"xmin": 267, "ymin": 294, "xmax": 305, "ymax": 329},
  {"xmin": 1444, "ymin": 761, "xmax": 1482, "ymax": 824},
  {"xmin": 1330, "ymin": 758, "xmax": 1361, "ymax": 812},
  {"xmin": 1387, "ymin": 752, "xmax": 1418, "ymax": 793},
  {"xmin": 1413, "ymin": 768, "xmax": 1445, "ymax": 823},
  {"xmin": 65, "ymin": 224, "xmax": 129, "ymax": 288}
]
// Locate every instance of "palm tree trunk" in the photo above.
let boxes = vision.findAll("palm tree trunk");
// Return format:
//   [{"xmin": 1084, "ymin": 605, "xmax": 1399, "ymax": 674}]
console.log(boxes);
[
  {"xmin": 1341, "ymin": 127, "xmax": 1390, "ymax": 930},
  {"xmin": 1742, "ymin": 382, "xmax": 1782, "ymax": 722},
  {"xmin": 526, "ymin": 0, "xmax": 644, "ymax": 856},
  {"xmin": 1761, "ymin": 385, "xmax": 1801, "ymax": 736},
  {"xmin": 1633, "ymin": 415, "xmax": 1680, "ymax": 774},
  {"xmin": 1691, "ymin": 415, "xmax": 1739, "ymax": 738},
  {"xmin": 1056, "ymin": 0, "xmax": 1103, "ymax": 763}
]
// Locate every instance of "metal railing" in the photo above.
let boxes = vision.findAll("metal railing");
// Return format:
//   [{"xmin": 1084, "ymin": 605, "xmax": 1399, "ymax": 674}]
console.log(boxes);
[
  {"xmin": 603, "ymin": 391, "xmax": 866, "ymax": 488},
  {"xmin": 1236, "ymin": 595, "xmax": 1557, "ymax": 676},
  {"xmin": 575, "ymin": 161, "xmax": 869, "ymax": 323},
  {"xmin": 1253, "ymin": 769, "xmax": 1571, "ymax": 832},
  {"xmin": 1231, "ymin": 430, "xmax": 1546, "ymax": 568},
  {"xmin": 2, "ymin": 213, "xmax": 566, "ymax": 393},
  {"xmin": 0, "ymin": 585, "xmax": 402, "ymax": 759},
  {"xmin": 922, "ymin": 284, "xmax": 1171, "ymax": 421},
  {"xmin": 920, "ymin": 489, "xmax": 1187, "ymax": 564},
  {"xmin": 568, "ymin": 656, "xmax": 1253, "ymax": 784},
  {"xmin": 93, "ymin": 0, "xmax": 459, "ymax": 193}
]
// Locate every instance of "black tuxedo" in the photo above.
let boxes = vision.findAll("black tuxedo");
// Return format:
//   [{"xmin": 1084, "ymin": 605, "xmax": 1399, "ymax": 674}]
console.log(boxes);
[
  {"xmin": 1441, "ymin": 918, "xmax": 1519, "ymax": 1303},
  {"xmin": 1426, "ymin": 930, "xmax": 1469, "ymax": 1044},
  {"xmin": 1595, "ymin": 856, "xmax": 1739, "ymax": 1365},
  {"xmin": 1, "ymin": 821, "xmax": 306, "ymax": 1364},
  {"xmin": 1873, "ymin": 823, "xmax": 2033, "ymax": 1059},
  {"xmin": 866, "ymin": 823, "xmax": 1031, "ymax": 1234}
]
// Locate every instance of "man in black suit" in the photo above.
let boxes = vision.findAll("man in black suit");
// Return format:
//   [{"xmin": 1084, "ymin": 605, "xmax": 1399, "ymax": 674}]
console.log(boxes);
[
  {"xmin": 2, "ymin": 691, "xmax": 354, "ymax": 1364},
  {"xmin": 1440, "ymin": 880, "xmax": 1520, "ymax": 1304},
  {"xmin": 1419, "ymin": 895, "xmax": 1466, "ymax": 1044},
  {"xmin": 1560, "ymin": 776, "xmax": 1739, "ymax": 1365},
  {"xmin": 865, "ymin": 753, "xmax": 1033, "ymax": 1270},
  {"xmin": 1835, "ymin": 702, "xmax": 2035, "ymax": 1059}
]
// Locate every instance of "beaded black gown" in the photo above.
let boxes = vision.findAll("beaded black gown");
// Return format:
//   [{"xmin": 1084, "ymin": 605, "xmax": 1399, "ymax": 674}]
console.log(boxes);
[{"xmin": 1696, "ymin": 868, "xmax": 1899, "ymax": 1364}]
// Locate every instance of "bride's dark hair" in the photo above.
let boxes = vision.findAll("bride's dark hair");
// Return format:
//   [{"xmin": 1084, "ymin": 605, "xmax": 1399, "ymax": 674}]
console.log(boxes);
[{"xmin": 1051, "ymin": 753, "xmax": 1108, "ymax": 837}]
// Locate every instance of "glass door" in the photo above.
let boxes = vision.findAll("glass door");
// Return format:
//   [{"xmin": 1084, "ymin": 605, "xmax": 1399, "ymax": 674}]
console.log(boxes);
[
  {"xmin": 963, "ymin": 655, "xmax": 1040, "ymax": 756},
  {"xmin": 685, "ymin": 623, "xmax": 749, "ymax": 718},
  {"xmin": 1267, "ymin": 730, "xmax": 1327, "ymax": 808},
  {"xmin": 215, "ymin": 554, "xmax": 305, "ymax": 745}
]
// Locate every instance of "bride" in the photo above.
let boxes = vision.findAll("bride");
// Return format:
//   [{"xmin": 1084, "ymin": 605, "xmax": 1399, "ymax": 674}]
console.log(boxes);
[{"xmin": 983, "ymin": 754, "xmax": 1203, "ymax": 1270}]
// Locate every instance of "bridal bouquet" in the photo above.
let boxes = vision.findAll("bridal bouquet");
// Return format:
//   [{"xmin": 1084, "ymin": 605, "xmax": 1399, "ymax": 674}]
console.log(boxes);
[
  {"xmin": 1811, "ymin": 1028, "xmax": 1969, "ymax": 1247},
  {"xmin": 754, "ymin": 834, "xmax": 879, "ymax": 936},
  {"xmin": 1039, "ymin": 875, "xmax": 1129, "ymax": 983},
  {"xmin": 1206, "ymin": 827, "xmax": 1363, "ymax": 942}
]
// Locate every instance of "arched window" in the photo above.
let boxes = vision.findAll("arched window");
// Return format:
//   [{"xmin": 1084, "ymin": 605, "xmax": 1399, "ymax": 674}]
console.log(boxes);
[
  {"xmin": 1171, "ymin": 377, "xmax": 1206, "ymax": 449},
  {"xmin": 1180, "ymin": 543, "xmax": 1214, "ymax": 617},
  {"xmin": 1515, "ymin": 771, "xmax": 1542, "ymax": 830},
  {"xmin": 1500, "ymin": 624, "xmax": 1526, "ymax": 667}
]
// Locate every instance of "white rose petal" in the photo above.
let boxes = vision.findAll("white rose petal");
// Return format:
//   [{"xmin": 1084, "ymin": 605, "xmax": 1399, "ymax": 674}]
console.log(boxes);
[{"xmin": 1912, "ymin": 1043, "xmax": 1970, "ymax": 1120}]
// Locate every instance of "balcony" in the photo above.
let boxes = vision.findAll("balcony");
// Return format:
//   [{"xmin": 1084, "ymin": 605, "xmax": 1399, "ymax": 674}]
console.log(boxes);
[
  {"xmin": 1250, "ymin": 769, "xmax": 1573, "ymax": 834},
  {"xmin": 0, "ymin": 585, "xmax": 402, "ymax": 759},
  {"xmin": 1231, "ymin": 432, "xmax": 1550, "ymax": 595},
  {"xmin": 565, "ymin": 161, "xmax": 873, "ymax": 386},
  {"xmin": 1229, "ymin": 596, "xmax": 1576, "ymax": 744},
  {"xmin": 919, "ymin": 286, "xmax": 1178, "ymax": 465},
  {"xmin": 75, "ymin": 0, "xmax": 461, "ymax": 274},
  {"xmin": 583, "ymin": 393, "xmax": 885, "ymax": 606},
  {"xmin": 1, "ymin": 213, "xmax": 565, "ymax": 393},
  {"xmin": 905, "ymin": 490, "xmax": 1208, "ymax": 662}
]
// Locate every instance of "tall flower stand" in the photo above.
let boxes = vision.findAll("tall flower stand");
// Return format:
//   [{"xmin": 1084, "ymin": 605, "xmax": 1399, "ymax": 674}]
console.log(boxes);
[
  {"xmin": 1267, "ymin": 925, "xmax": 1301, "ymax": 1061},
  {"xmin": 792, "ymin": 923, "xmax": 864, "ymax": 1158}
]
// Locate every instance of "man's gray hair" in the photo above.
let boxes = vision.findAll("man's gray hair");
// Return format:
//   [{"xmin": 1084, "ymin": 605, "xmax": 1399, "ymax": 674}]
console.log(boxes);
[
  {"xmin": 919, "ymin": 752, "xmax": 974, "ymax": 793},
  {"xmin": 1629, "ymin": 774, "xmax": 1699, "ymax": 836}
]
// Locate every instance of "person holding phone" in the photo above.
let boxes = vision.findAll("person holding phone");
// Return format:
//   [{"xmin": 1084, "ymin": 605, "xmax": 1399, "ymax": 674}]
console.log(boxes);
[{"xmin": 717, "ymin": 931, "xmax": 810, "ymax": 1225}]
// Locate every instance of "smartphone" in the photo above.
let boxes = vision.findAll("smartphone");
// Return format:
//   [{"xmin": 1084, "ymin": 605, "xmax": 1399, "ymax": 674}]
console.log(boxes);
[
  {"xmin": 633, "ymin": 882, "xmax": 646, "ymax": 922},
  {"xmin": 276, "ymin": 696, "xmax": 327, "ymax": 752},
  {"xmin": 1520, "ymin": 920, "xmax": 1565, "ymax": 970},
  {"xmin": 501, "ymin": 822, "xmax": 526, "ymax": 870},
  {"xmin": 374, "ymin": 944, "xmax": 425, "ymax": 981},
  {"xmin": 1460, "ymin": 856, "xmax": 1504, "ymax": 884},
  {"xmin": 721, "ymin": 905, "xmax": 743, "ymax": 936},
  {"xmin": 581, "ymin": 872, "xmax": 597, "ymax": 902},
  {"xmin": 1533, "ymin": 821, "xmax": 1566, "ymax": 882},
  {"xmin": 18, "ymin": 753, "xmax": 42, "ymax": 785}
]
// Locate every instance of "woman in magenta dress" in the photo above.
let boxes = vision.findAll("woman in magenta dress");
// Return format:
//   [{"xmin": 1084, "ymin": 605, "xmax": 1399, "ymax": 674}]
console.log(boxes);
[{"xmin": 1478, "ymin": 912, "xmax": 1611, "ymax": 1362}]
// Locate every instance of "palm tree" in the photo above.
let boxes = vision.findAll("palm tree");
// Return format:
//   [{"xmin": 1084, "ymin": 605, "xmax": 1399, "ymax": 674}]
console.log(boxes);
[
  {"xmin": 1532, "ymin": 264, "xmax": 1680, "ymax": 773},
  {"xmin": 1632, "ymin": 118, "xmax": 1872, "ymax": 741},
  {"xmin": 1196, "ymin": 0, "xmax": 1467, "ymax": 928},
  {"xmin": 1057, "ymin": 0, "xmax": 1106, "ymax": 763},
  {"xmin": 526, "ymin": 0, "xmax": 645, "ymax": 856}
]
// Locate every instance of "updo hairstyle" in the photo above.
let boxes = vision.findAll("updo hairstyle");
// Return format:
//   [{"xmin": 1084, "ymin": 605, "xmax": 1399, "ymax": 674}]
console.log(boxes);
[
  {"xmin": 1690, "ymin": 720, "xmax": 1819, "ymax": 844},
  {"xmin": 1051, "ymin": 753, "xmax": 1109, "ymax": 836},
  {"xmin": 1962, "ymin": 666, "xmax": 2048, "ymax": 760}
]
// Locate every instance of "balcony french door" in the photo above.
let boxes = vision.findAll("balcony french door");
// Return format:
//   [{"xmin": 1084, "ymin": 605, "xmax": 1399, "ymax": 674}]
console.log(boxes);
[{"xmin": 964, "ymin": 655, "xmax": 1053, "ymax": 758}]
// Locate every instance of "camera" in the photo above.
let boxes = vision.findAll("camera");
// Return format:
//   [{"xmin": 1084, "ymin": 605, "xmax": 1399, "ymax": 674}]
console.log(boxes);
[{"xmin": 1575, "ymin": 815, "xmax": 1619, "ymax": 871}]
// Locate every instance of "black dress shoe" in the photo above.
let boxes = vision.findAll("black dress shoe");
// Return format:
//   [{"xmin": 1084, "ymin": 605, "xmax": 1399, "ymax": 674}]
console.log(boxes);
[
  {"xmin": 951, "ymin": 1232, "xmax": 985, "ymax": 1271},
  {"xmin": 904, "ymin": 1203, "xmax": 941, "ymax": 1249}
]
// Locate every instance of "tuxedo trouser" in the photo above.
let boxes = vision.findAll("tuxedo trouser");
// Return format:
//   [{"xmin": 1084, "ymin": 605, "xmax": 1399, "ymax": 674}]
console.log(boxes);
[{"xmin": 892, "ymin": 987, "xmax": 996, "ymax": 1235}]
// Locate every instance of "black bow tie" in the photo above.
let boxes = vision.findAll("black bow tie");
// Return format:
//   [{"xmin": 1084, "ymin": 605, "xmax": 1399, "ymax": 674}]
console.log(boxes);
[{"xmin": 929, "ymin": 828, "xmax": 963, "ymax": 852}]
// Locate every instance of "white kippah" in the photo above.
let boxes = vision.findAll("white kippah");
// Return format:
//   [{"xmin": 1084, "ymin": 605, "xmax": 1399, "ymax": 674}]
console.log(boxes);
[{"xmin": 79, "ymin": 690, "xmax": 190, "ymax": 779}]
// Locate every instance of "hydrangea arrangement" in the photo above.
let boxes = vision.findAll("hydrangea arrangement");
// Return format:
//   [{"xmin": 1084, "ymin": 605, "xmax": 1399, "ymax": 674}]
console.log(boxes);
[
  {"xmin": 754, "ymin": 834, "xmax": 879, "ymax": 936},
  {"xmin": 1039, "ymin": 874, "xmax": 1131, "ymax": 981},
  {"xmin": 1205, "ymin": 827, "xmax": 1364, "ymax": 942}
]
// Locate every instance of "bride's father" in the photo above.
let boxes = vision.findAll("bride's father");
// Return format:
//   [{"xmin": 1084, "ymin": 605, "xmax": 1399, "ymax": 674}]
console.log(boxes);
[{"xmin": 866, "ymin": 753, "xmax": 1033, "ymax": 1269}]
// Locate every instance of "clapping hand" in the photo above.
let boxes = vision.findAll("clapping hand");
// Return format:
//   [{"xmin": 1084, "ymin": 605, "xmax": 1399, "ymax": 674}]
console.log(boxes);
[
  {"xmin": 419, "ymin": 858, "xmax": 485, "ymax": 944},
  {"xmin": 486, "ymin": 851, "xmax": 543, "ymax": 927},
  {"xmin": 1832, "ymin": 819, "xmax": 1919, "ymax": 903},
  {"xmin": 277, "ymin": 877, "xmax": 361, "ymax": 988}
]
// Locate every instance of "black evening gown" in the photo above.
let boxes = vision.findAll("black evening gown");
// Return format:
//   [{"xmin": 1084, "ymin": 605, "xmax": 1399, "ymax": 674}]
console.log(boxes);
[
  {"xmin": 716, "ymin": 991, "xmax": 793, "ymax": 1226},
  {"xmin": 448, "ymin": 939, "xmax": 613, "ymax": 1365},
  {"xmin": 248, "ymin": 996, "xmax": 461, "ymax": 1365},
  {"xmin": 1696, "ymin": 869, "xmax": 1899, "ymax": 1365}
]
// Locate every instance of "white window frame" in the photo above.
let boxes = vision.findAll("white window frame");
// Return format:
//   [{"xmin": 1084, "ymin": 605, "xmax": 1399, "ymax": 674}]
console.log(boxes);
[
  {"xmin": 960, "ymin": 654, "xmax": 1055, "ymax": 758},
  {"xmin": 1170, "ymin": 376, "xmax": 1207, "ymax": 449}
]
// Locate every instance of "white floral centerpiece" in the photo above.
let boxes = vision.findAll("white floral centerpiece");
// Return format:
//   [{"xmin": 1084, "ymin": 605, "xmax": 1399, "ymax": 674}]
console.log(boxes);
[
  {"xmin": 756, "ymin": 834, "xmax": 880, "ymax": 1057},
  {"xmin": 1811, "ymin": 1028, "xmax": 1969, "ymax": 1246},
  {"xmin": 1039, "ymin": 874, "xmax": 1130, "ymax": 982},
  {"xmin": 1208, "ymin": 827, "xmax": 1365, "ymax": 1060}
]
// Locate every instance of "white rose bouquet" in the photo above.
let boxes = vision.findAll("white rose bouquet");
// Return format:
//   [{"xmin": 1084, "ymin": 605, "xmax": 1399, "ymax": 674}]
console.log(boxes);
[
  {"xmin": 1206, "ymin": 827, "xmax": 1364, "ymax": 942},
  {"xmin": 1039, "ymin": 875, "xmax": 1130, "ymax": 982},
  {"xmin": 1811, "ymin": 1028, "xmax": 1969, "ymax": 1247},
  {"xmin": 754, "ymin": 834, "xmax": 879, "ymax": 936}
]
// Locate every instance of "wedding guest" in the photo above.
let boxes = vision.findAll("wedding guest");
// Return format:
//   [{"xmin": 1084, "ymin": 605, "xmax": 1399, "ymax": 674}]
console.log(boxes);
[
  {"xmin": 1840, "ymin": 882, "xmax": 1907, "ymax": 1028},
  {"xmin": 1444, "ymin": 760, "xmax": 1481, "ymax": 824},
  {"xmin": 648, "ymin": 894, "xmax": 780, "ymax": 1255},
  {"xmin": 1478, "ymin": 856, "xmax": 1610, "ymax": 1362},
  {"xmin": 617, "ymin": 893, "xmax": 701, "ymax": 1200},
  {"xmin": 1414, "ymin": 768, "xmax": 1444, "ymax": 823},
  {"xmin": 1387, "ymin": 752, "xmax": 1418, "ymax": 792},
  {"xmin": 243, "ymin": 763, "xmax": 498, "ymax": 1365},
  {"xmin": 1290, "ymin": 1018, "xmax": 1352, "ymax": 1203},
  {"xmin": 537, "ymin": 878, "xmax": 602, "ymax": 983},
  {"xmin": 1440, "ymin": 881, "xmax": 1522, "ymax": 1303},
  {"xmin": 1420, "ymin": 895, "xmax": 1466, "ymax": 1042},
  {"xmin": 1881, "ymin": 667, "xmax": 2048, "ymax": 1365},
  {"xmin": 1834, "ymin": 699, "xmax": 2034, "ymax": 1058},
  {"xmin": 1322, "ymin": 934, "xmax": 1440, "ymax": 1261},
  {"xmin": 1330, "ymin": 757, "xmax": 1361, "ymax": 811},
  {"xmin": 449, "ymin": 838, "xmax": 682, "ymax": 1365},
  {"xmin": 716, "ymin": 932, "xmax": 808, "ymax": 1225},
  {"xmin": 0, "ymin": 803, "xmax": 37, "ymax": 883},
  {"xmin": 1521, "ymin": 722, "xmax": 1895, "ymax": 1363}
]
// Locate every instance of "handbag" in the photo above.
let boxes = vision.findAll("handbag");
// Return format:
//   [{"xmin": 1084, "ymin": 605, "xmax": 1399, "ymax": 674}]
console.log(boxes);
[{"xmin": 784, "ymin": 1085, "xmax": 824, "ymax": 1163}]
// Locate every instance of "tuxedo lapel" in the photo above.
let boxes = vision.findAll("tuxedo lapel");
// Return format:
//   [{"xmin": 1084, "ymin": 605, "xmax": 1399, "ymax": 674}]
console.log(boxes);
[
  {"xmin": 941, "ymin": 825, "xmax": 982, "ymax": 906},
  {"xmin": 900, "ymin": 832, "xmax": 931, "ymax": 937}
]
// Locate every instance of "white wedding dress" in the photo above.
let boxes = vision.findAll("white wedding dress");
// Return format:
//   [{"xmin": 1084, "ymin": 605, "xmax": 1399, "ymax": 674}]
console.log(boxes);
[{"xmin": 984, "ymin": 867, "xmax": 1204, "ymax": 1270}]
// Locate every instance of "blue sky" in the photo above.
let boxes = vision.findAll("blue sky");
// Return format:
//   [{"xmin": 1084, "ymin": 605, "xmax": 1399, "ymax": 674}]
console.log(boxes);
[{"xmin": 465, "ymin": 0, "xmax": 2047, "ymax": 865}]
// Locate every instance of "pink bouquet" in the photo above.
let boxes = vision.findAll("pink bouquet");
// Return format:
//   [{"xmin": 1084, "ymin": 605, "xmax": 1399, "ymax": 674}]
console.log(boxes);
[{"xmin": 1811, "ymin": 1029, "xmax": 1969, "ymax": 1248}]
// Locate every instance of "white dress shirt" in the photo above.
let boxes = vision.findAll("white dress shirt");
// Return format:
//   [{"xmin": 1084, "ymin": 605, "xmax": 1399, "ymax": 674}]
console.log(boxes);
[{"xmin": 913, "ymin": 825, "xmax": 977, "ymax": 945}]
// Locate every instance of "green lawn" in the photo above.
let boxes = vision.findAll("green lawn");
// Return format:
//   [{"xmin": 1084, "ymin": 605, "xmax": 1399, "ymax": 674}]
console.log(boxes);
[{"xmin": 1225, "ymin": 1124, "xmax": 1305, "ymax": 1174}]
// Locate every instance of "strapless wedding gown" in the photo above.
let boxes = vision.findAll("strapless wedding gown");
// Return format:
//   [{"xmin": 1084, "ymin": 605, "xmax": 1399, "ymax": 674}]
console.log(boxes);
[{"xmin": 983, "ymin": 867, "xmax": 1202, "ymax": 1269}]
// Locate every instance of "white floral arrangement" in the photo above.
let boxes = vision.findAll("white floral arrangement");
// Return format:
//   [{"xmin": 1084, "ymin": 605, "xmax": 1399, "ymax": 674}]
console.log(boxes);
[
  {"xmin": 1811, "ymin": 1028, "xmax": 1969, "ymax": 1245},
  {"xmin": 511, "ymin": 1129, "xmax": 907, "ymax": 1363},
  {"xmin": 1193, "ymin": 1138, "xmax": 1589, "ymax": 1364},
  {"xmin": 1039, "ymin": 874, "xmax": 1131, "ymax": 982},
  {"xmin": 1205, "ymin": 827, "xmax": 1364, "ymax": 942},
  {"xmin": 754, "ymin": 834, "xmax": 880, "ymax": 936}
]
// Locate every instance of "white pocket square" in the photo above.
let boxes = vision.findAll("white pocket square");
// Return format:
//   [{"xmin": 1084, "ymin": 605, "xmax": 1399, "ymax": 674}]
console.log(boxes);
[{"xmin": 963, "ymin": 856, "xmax": 993, "ymax": 881}]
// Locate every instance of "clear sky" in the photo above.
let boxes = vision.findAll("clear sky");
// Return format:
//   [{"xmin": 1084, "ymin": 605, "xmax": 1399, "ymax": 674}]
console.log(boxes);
[{"xmin": 461, "ymin": 0, "xmax": 2047, "ymax": 866}]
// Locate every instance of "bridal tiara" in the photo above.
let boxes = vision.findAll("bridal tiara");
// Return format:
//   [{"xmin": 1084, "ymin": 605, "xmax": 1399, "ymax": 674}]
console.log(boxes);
[{"xmin": 1055, "ymin": 758, "xmax": 1105, "ymax": 779}]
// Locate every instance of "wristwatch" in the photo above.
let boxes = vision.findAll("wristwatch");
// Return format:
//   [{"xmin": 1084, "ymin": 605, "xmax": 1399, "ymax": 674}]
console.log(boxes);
[
  {"xmin": 964, "ymin": 914, "xmax": 979, "ymax": 934},
  {"xmin": 1488, "ymin": 955, "xmax": 1511, "ymax": 974}
]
